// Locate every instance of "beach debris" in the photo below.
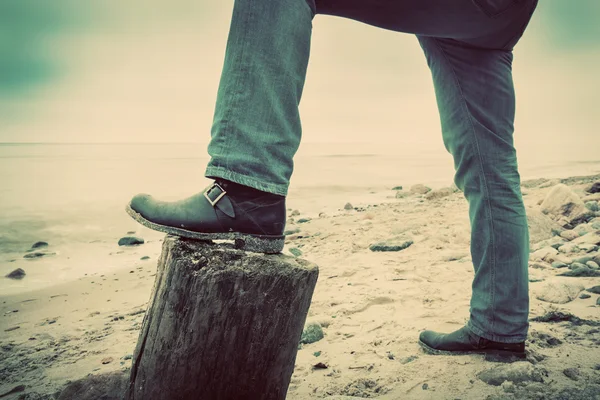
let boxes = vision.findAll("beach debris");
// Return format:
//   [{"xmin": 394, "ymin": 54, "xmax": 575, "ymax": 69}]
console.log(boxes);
[
  {"xmin": 30, "ymin": 241, "xmax": 48, "ymax": 249},
  {"xmin": 344, "ymin": 202, "xmax": 354, "ymax": 210},
  {"xmin": 5, "ymin": 268, "xmax": 26, "ymax": 280},
  {"xmin": 369, "ymin": 239, "xmax": 413, "ymax": 252},
  {"xmin": 23, "ymin": 251, "xmax": 56, "ymax": 259},
  {"xmin": 586, "ymin": 182, "xmax": 600, "ymax": 194},
  {"xmin": 118, "ymin": 236, "xmax": 144, "ymax": 246},
  {"xmin": 476, "ymin": 362, "xmax": 545, "ymax": 386},
  {"xmin": 425, "ymin": 187, "xmax": 453, "ymax": 201},
  {"xmin": 300, "ymin": 322, "xmax": 324, "ymax": 344},
  {"xmin": 410, "ymin": 184, "xmax": 431, "ymax": 195},
  {"xmin": 534, "ymin": 281, "xmax": 583, "ymax": 304},
  {"xmin": 563, "ymin": 368, "xmax": 580, "ymax": 381}
]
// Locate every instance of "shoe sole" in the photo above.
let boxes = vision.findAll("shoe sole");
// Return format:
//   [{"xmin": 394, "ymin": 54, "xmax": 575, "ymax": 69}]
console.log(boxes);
[
  {"xmin": 125, "ymin": 204, "xmax": 285, "ymax": 254},
  {"xmin": 418, "ymin": 340, "xmax": 526, "ymax": 362}
]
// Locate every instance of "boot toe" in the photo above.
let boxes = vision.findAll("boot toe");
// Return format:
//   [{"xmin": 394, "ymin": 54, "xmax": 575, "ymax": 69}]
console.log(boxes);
[
  {"xmin": 129, "ymin": 193, "xmax": 153, "ymax": 215},
  {"xmin": 419, "ymin": 330, "xmax": 439, "ymax": 348}
]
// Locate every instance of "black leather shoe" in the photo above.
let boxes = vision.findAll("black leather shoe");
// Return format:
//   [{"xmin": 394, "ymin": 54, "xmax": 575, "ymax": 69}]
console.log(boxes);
[
  {"xmin": 419, "ymin": 326, "xmax": 525, "ymax": 360},
  {"xmin": 126, "ymin": 181, "xmax": 286, "ymax": 253}
]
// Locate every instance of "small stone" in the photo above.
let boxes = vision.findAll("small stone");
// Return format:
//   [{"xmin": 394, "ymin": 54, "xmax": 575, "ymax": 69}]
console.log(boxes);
[
  {"xmin": 501, "ymin": 381, "xmax": 515, "ymax": 393},
  {"xmin": 529, "ymin": 331, "xmax": 562, "ymax": 347},
  {"xmin": 290, "ymin": 209, "xmax": 300, "ymax": 217},
  {"xmin": 101, "ymin": 357, "xmax": 113, "ymax": 364},
  {"xmin": 312, "ymin": 362, "xmax": 328, "ymax": 370},
  {"xmin": 392, "ymin": 186, "xmax": 403, "ymax": 191},
  {"xmin": 558, "ymin": 266, "xmax": 600, "ymax": 277},
  {"xmin": 399, "ymin": 355, "xmax": 418, "ymax": 364},
  {"xmin": 118, "ymin": 236, "xmax": 144, "ymax": 246},
  {"xmin": 534, "ymin": 280, "xmax": 584, "ymax": 304},
  {"xmin": 597, "ymin": 297, "xmax": 600, "ymax": 306},
  {"xmin": 558, "ymin": 243, "xmax": 580, "ymax": 254},
  {"xmin": 580, "ymin": 293, "xmax": 591, "ymax": 299},
  {"xmin": 587, "ymin": 261, "xmax": 600, "ymax": 269},
  {"xmin": 570, "ymin": 262, "xmax": 588, "ymax": 270},
  {"xmin": 123, "ymin": 354, "xmax": 133, "ymax": 360},
  {"xmin": 31, "ymin": 241, "xmax": 49, "ymax": 249},
  {"xmin": 23, "ymin": 251, "xmax": 56, "ymax": 259},
  {"xmin": 560, "ymin": 230, "xmax": 580, "ymax": 241},
  {"xmin": 410, "ymin": 184, "xmax": 432, "ymax": 194},
  {"xmin": 127, "ymin": 231, "xmax": 136, "ymax": 234},
  {"xmin": 300, "ymin": 322, "xmax": 324, "ymax": 344},
  {"xmin": 283, "ymin": 228, "xmax": 300, "ymax": 235},
  {"xmin": 586, "ymin": 285, "xmax": 600, "ymax": 294},
  {"xmin": 297, "ymin": 218, "xmax": 312, "ymax": 224},
  {"xmin": 586, "ymin": 182, "xmax": 600, "ymax": 194},
  {"xmin": 289, "ymin": 248, "xmax": 302, "ymax": 257},
  {"xmin": 586, "ymin": 201, "xmax": 599, "ymax": 212},
  {"xmin": 344, "ymin": 202, "xmax": 354, "ymax": 210},
  {"xmin": 369, "ymin": 239, "xmax": 413, "ymax": 252},
  {"xmin": 395, "ymin": 191, "xmax": 410, "ymax": 199},
  {"xmin": 422, "ymin": 383, "xmax": 429, "ymax": 390},
  {"xmin": 562, "ymin": 367, "xmax": 580, "ymax": 381},
  {"xmin": 386, "ymin": 351, "xmax": 394, "ymax": 360},
  {"xmin": 551, "ymin": 261, "xmax": 567, "ymax": 269},
  {"xmin": 425, "ymin": 187, "xmax": 453, "ymax": 201},
  {"xmin": 530, "ymin": 246, "xmax": 558, "ymax": 261},
  {"xmin": 540, "ymin": 184, "xmax": 587, "ymax": 219},
  {"xmin": 5, "ymin": 268, "xmax": 26, "ymax": 280},
  {"xmin": 4, "ymin": 326, "xmax": 20, "ymax": 332},
  {"xmin": 140, "ymin": 256, "xmax": 150, "ymax": 260}
]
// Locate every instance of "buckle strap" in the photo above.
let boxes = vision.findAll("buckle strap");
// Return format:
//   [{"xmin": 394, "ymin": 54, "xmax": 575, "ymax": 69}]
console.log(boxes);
[{"xmin": 204, "ymin": 183, "xmax": 227, "ymax": 207}]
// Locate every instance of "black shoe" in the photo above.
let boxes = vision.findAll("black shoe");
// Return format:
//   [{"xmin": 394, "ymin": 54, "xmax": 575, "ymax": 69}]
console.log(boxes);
[
  {"xmin": 126, "ymin": 181, "xmax": 286, "ymax": 253},
  {"xmin": 419, "ymin": 326, "xmax": 525, "ymax": 361}
]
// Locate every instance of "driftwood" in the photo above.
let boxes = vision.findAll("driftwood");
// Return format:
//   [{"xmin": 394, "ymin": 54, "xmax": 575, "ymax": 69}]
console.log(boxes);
[{"xmin": 126, "ymin": 236, "xmax": 319, "ymax": 400}]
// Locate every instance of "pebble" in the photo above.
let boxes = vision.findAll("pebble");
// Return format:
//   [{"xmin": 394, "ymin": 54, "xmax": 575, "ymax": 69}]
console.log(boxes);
[
  {"xmin": 140, "ymin": 256, "xmax": 150, "ymax": 260},
  {"xmin": 369, "ymin": 239, "xmax": 413, "ymax": 252},
  {"xmin": 586, "ymin": 182, "xmax": 600, "ymax": 194},
  {"xmin": 530, "ymin": 246, "xmax": 558, "ymax": 261},
  {"xmin": 580, "ymin": 293, "xmax": 591, "ymax": 299},
  {"xmin": 23, "ymin": 251, "xmax": 56, "ymax": 259},
  {"xmin": 557, "ymin": 266, "xmax": 600, "ymax": 277},
  {"xmin": 297, "ymin": 218, "xmax": 312, "ymax": 224},
  {"xmin": 395, "ymin": 191, "xmax": 410, "ymax": 199},
  {"xmin": 289, "ymin": 248, "xmax": 303, "ymax": 257},
  {"xmin": 587, "ymin": 261, "xmax": 600, "ymax": 269},
  {"xmin": 586, "ymin": 201, "xmax": 599, "ymax": 212},
  {"xmin": 5, "ymin": 268, "xmax": 26, "ymax": 280},
  {"xmin": 560, "ymin": 230, "xmax": 579, "ymax": 241},
  {"xmin": 570, "ymin": 262, "xmax": 588, "ymax": 270},
  {"xmin": 551, "ymin": 262, "xmax": 567, "ymax": 269},
  {"xmin": 399, "ymin": 355, "xmax": 418, "ymax": 364},
  {"xmin": 118, "ymin": 236, "xmax": 144, "ymax": 246},
  {"xmin": 410, "ymin": 184, "xmax": 431, "ymax": 194},
  {"xmin": 300, "ymin": 322, "xmax": 324, "ymax": 344},
  {"xmin": 392, "ymin": 186, "xmax": 403, "ymax": 191},
  {"xmin": 534, "ymin": 281, "xmax": 584, "ymax": 304},
  {"xmin": 562, "ymin": 368, "xmax": 580, "ymax": 381},
  {"xmin": 30, "ymin": 241, "xmax": 49, "ymax": 249},
  {"xmin": 558, "ymin": 243, "xmax": 580, "ymax": 254},
  {"xmin": 597, "ymin": 297, "xmax": 600, "ymax": 306},
  {"xmin": 586, "ymin": 285, "xmax": 600, "ymax": 294},
  {"xmin": 344, "ymin": 202, "xmax": 354, "ymax": 210},
  {"xmin": 424, "ymin": 187, "xmax": 453, "ymax": 200},
  {"xmin": 283, "ymin": 228, "xmax": 301, "ymax": 235},
  {"xmin": 290, "ymin": 209, "xmax": 300, "ymax": 217}
]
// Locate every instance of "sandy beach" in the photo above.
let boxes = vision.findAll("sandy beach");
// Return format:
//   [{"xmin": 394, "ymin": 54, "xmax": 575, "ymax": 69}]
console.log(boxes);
[{"xmin": 1, "ymin": 173, "xmax": 600, "ymax": 400}]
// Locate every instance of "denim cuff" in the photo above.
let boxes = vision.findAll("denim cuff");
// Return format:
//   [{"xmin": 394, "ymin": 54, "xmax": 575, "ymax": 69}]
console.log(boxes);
[
  {"xmin": 205, "ymin": 166, "xmax": 288, "ymax": 197},
  {"xmin": 466, "ymin": 320, "xmax": 528, "ymax": 344}
]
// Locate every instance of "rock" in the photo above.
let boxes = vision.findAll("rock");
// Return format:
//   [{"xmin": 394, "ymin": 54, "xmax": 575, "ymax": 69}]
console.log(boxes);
[
  {"xmin": 476, "ymin": 362, "xmax": 545, "ymax": 386},
  {"xmin": 587, "ymin": 285, "xmax": 600, "ymax": 294},
  {"xmin": 392, "ymin": 186, "xmax": 403, "ymax": 191},
  {"xmin": 118, "ymin": 236, "xmax": 144, "ymax": 246},
  {"xmin": 530, "ymin": 246, "xmax": 558, "ymax": 261},
  {"xmin": 533, "ymin": 280, "xmax": 584, "ymax": 304},
  {"xmin": 31, "ymin": 241, "xmax": 49, "ymax": 249},
  {"xmin": 521, "ymin": 178, "xmax": 549, "ymax": 188},
  {"xmin": 101, "ymin": 357, "xmax": 113, "ymax": 364},
  {"xmin": 297, "ymin": 218, "xmax": 312, "ymax": 224},
  {"xmin": 425, "ymin": 187, "xmax": 453, "ymax": 201},
  {"xmin": 586, "ymin": 201, "xmax": 599, "ymax": 212},
  {"xmin": 562, "ymin": 367, "xmax": 580, "ymax": 381},
  {"xmin": 571, "ymin": 230, "xmax": 600, "ymax": 246},
  {"xmin": 529, "ymin": 331, "xmax": 562, "ymax": 347},
  {"xmin": 284, "ymin": 228, "xmax": 300, "ymax": 235},
  {"xmin": 344, "ymin": 202, "xmax": 354, "ymax": 210},
  {"xmin": 140, "ymin": 256, "xmax": 150, "ymax": 260},
  {"xmin": 289, "ymin": 248, "xmax": 302, "ymax": 257},
  {"xmin": 369, "ymin": 239, "xmax": 413, "ymax": 252},
  {"xmin": 569, "ymin": 211, "xmax": 596, "ymax": 227},
  {"xmin": 410, "ymin": 184, "xmax": 431, "ymax": 195},
  {"xmin": 593, "ymin": 221, "xmax": 600, "ymax": 230},
  {"xmin": 540, "ymin": 184, "xmax": 587, "ymax": 220},
  {"xmin": 579, "ymin": 293, "xmax": 591, "ymax": 299},
  {"xmin": 597, "ymin": 297, "xmax": 600, "ymax": 306},
  {"xmin": 586, "ymin": 182, "xmax": 600, "ymax": 194},
  {"xmin": 395, "ymin": 191, "xmax": 410, "ymax": 199},
  {"xmin": 557, "ymin": 266, "xmax": 600, "ymax": 277},
  {"xmin": 560, "ymin": 230, "xmax": 579, "ymax": 241},
  {"xmin": 558, "ymin": 243, "xmax": 580, "ymax": 254},
  {"xmin": 23, "ymin": 251, "xmax": 56, "ymax": 259},
  {"xmin": 5, "ymin": 268, "xmax": 25, "ymax": 280},
  {"xmin": 574, "ymin": 255, "xmax": 595, "ymax": 264},
  {"xmin": 587, "ymin": 261, "xmax": 600, "ymax": 269},
  {"xmin": 551, "ymin": 262, "xmax": 567, "ymax": 269},
  {"xmin": 300, "ymin": 322, "xmax": 324, "ymax": 344},
  {"xmin": 527, "ymin": 210, "xmax": 564, "ymax": 246},
  {"xmin": 570, "ymin": 262, "xmax": 587, "ymax": 270},
  {"xmin": 290, "ymin": 209, "xmax": 301, "ymax": 217},
  {"xmin": 579, "ymin": 243, "xmax": 599, "ymax": 253}
]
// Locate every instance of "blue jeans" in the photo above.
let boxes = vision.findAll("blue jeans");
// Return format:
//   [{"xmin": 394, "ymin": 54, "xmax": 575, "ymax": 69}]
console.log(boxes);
[{"xmin": 205, "ymin": 0, "xmax": 537, "ymax": 343}]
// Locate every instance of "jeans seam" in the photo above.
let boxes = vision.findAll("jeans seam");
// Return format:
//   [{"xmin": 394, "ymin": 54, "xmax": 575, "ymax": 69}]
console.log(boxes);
[
  {"xmin": 432, "ymin": 38, "xmax": 497, "ymax": 336},
  {"xmin": 216, "ymin": 0, "xmax": 254, "ymax": 171}
]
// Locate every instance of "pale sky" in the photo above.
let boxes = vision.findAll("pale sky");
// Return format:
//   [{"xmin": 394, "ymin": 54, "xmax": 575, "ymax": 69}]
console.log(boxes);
[{"xmin": 0, "ymin": 0, "xmax": 598, "ymax": 157}]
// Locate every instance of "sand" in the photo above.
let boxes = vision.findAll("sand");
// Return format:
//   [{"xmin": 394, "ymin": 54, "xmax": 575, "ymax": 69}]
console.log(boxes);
[{"xmin": 1, "ymin": 174, "xmax": 600, "ymax": 399}]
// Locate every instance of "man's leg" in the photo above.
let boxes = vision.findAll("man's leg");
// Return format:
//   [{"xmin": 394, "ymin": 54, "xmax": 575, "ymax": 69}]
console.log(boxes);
[
  {"xmin": 417, "ymin": 37, "xmax": 530, "ymax": 352},
  {"xmin": 206, "ymin": 0, "xmax": 315, "ymax": 196}
]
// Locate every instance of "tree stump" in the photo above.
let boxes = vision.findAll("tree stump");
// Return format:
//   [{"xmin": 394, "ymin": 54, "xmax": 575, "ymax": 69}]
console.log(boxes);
[{"xmin": 125, "ymin": 235, "xmax": 319, "ymax": 400}]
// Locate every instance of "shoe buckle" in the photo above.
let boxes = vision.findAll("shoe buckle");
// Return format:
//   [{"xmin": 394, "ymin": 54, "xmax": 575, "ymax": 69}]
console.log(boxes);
[{"xmin": 204, "ymin": 183, "xmax": 227, "ymax": 207}]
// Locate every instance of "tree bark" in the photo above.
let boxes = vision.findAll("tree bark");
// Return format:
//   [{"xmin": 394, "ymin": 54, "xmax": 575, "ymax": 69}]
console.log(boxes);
[{"xmin": 125, "ymin": 235, "xmax": 319, "ymax": 400}]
